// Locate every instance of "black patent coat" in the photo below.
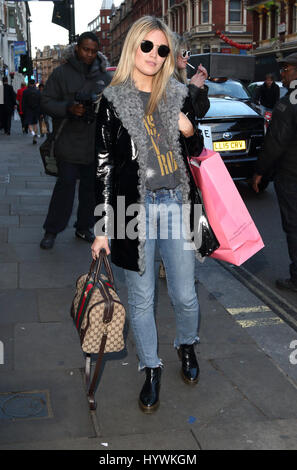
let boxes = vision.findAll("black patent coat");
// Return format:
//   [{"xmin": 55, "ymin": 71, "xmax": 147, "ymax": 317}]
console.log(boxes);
[{"xmin": 94, "ymin": 85, "xmax": 204, "ymax": 272}]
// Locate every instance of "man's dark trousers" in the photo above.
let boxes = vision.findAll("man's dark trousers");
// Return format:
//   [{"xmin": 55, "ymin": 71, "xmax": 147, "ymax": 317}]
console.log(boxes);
[
  {"xmin": 44, "ymin": 161, "xmax": 95, "ymax": 234},
  {"xmin": 2, "ymin": 108, "xmax": 13, "ymax": 134},
  {"xmin": 274, "ymin": 173, "xmax": 297, "ymax": 283}
]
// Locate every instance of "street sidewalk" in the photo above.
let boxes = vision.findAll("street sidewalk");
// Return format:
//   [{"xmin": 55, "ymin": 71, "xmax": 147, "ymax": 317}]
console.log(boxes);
[{"xmin": 0, "ymin": 121, "xmax": 297, "ymax": 450}]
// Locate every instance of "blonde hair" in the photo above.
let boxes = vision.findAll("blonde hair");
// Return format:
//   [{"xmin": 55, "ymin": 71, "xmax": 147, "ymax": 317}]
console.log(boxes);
[
  {"xmin": 111, "ymin": 16, "xmax": 175, "ymax": 115},
  {"xmin": 172, "ymin": 33, "xmax": 189, "ymax": 85}
]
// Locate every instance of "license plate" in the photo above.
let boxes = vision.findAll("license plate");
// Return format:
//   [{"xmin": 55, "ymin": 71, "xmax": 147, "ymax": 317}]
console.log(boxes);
[{"xmin": 213, "ymin": 140, "xmax": 246, "ymax": 151}]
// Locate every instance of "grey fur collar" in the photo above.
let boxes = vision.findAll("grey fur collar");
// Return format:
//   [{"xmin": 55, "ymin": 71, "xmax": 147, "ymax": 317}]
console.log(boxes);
[{"xmin": 103, "ymin": 78, "xmax": 191, "ymax": 273}]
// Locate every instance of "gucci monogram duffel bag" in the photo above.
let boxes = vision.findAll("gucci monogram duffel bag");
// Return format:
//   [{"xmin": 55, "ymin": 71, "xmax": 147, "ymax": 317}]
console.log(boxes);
[{"xmin": 71, "ymin": 249, "xmax": 126, "ymax": 410}]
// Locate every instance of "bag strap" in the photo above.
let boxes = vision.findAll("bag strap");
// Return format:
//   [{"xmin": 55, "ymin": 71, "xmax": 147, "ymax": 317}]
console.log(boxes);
[
  {"xmin": 54, "ymin": 119, "xmax": 67, "ymax": 142},
  {"xmin": 85, "ymin": 281, "xmax": 114, "ymax": 411},
  {"xmin": 49, "ymin": 119, "xmax": 68, "ymax": 160},
  {"xmin": 85, "ymin": 332, "xmax": 107, "ymax": 411},
  {"xmin": 86, "ymin": 250, "xmax": 114, "ymax": 286},
  {"xmin": 94, "ymin": 249, "xmax": 114, "ymax": 286}
]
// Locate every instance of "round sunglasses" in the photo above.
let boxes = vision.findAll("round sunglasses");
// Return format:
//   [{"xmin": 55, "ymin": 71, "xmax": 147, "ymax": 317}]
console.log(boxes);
[
  {"xmin": 181, "ymin": 49, "xmax": 191, "ymax": 58},
  {"xmin": 140, "ymin": 40, "xmax": 170, "ymax": 58}
]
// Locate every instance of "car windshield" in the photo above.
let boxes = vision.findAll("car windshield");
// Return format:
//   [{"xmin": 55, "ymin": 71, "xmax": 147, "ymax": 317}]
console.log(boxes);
[
  {"xmin": 206, "ymin": 80, "xmax": 250, "ymax": 99},
  {"xmin": 205, "ymin": 98, "xmax": 260, "ymax": 118}
]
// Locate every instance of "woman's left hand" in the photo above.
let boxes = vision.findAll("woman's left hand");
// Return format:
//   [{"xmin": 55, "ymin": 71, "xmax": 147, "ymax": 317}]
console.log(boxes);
[
  {"xmin": 190, "ymin": 63, "xmax": 208, "ymax": 89},
  {"xmin": 178, "ymin": 112, "xmax": 194, "ymax": 138}
]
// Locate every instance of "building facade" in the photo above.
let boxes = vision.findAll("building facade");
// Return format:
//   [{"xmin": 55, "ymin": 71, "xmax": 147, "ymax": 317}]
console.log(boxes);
[
  {"xmin": 88, "ymin": 0, "xmax": 113, "ymax": 62},
  {"xmin": 33, "ymin": 44, "xmax": 66, "ymax": 85},
  {"xmin": 247, "ymin": 1, "xmax": 297, "ymax": 79},
  {"xmin": 0, "ymin": 0, "xmax": 30, "ymax": 89},
  {"xmin": 248, "ymin": 0, "xmax": 297, "ymax": 58},
  {"xmin": 109, "ymin": 0, "xmax": 253, "ymax": 64}
]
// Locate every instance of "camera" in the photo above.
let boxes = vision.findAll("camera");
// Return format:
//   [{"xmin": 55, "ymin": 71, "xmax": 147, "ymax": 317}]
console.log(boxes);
[{"xmin": 74, "ymin": 91, "xmax": 99, "ymax": 124}]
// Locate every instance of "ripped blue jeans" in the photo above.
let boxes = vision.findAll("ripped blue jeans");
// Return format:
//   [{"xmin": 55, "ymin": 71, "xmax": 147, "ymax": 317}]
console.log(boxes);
[{"xmin": 124, "ymin": 186, "xmax": 199, "ymax": 370}]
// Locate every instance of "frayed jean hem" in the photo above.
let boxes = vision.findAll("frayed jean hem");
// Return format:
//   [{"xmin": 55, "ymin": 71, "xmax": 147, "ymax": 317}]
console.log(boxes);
[
  {"xmin": 138, "ymin": 359, "xmax": 164, "ymax": 372},
  {"xmin": 174, "ymin": 336, "xmax": 200, "ymax": 349}
]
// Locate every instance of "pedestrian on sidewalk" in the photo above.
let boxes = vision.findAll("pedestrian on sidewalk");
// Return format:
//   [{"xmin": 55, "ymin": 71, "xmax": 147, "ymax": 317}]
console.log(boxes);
[
  {"xmin": 16, "ymin": 81, "xmax": 28, "ymax": 134},
  {"xmin": 253, "ymin": 52, "xmax": 297, "ymax": 293},
  {"xmin": 22, "ymin": 79, "xmax": 41, "ymax": 144},
  {"xmin": 91, "ymin": 16, "xmax": 204, "ymax": 413},
  {"xmin": 39, "ymin": 32, "xmax": 112, "ymax": 250},
  {"xmin": 0, "ymin": 77, "xmax": 16, "ymax": 135}
]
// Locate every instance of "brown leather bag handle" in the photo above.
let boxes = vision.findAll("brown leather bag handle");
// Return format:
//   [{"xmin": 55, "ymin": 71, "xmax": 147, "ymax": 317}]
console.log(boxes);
[{"xmin": 94, "ymin": 249, "xmax": 114, "ymax": 286}]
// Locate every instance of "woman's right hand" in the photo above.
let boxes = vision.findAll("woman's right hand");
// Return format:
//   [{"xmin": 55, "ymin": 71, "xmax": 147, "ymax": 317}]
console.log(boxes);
[
  {"xmin": 178, "ymin": 112, "xmax": 194, "ymax": 138},
  {"xmin": 91, "ymin": 236, "xmax": 110, "ymax": 260}
]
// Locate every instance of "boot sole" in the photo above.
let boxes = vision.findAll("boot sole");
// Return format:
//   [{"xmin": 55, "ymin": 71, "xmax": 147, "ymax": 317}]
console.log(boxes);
[
  {"xmin": 180, "ymin": 370, "xmax": 199, "ymax": 385},
  {"xmin": 138, "ymin": 399, "xmax": 160, "ymax": 414}
]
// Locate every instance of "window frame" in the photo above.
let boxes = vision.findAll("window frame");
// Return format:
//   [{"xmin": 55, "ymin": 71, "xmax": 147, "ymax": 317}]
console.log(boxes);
[{"xmin": 229, "ymin": 0, "xmax": 242, "ymax": 24}]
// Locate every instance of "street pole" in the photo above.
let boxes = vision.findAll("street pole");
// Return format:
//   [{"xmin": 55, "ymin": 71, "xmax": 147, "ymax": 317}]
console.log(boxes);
[
  {"xmin": 68, "ymin": 0, "xmax": 75, "ymax": 44},
  {"xmin": 25, "ymin": 2, "xmax": 33, "ymax": 79}
]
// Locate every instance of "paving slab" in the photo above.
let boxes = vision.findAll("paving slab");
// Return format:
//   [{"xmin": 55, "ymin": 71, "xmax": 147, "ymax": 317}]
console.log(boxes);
[
  {"xmin": 0, "ymin": 228, "xmax": 8, "ymax": 243},
  {"xmin": 26, "ymin": 182, "xmax": 55, "ymax": 189},
  {"xmin": 212, "ymin": 352, "xmax": 297, "ymax": 420},
  {"xmin": 9, "ymin": 176, "xmax": 54, "ymax": 183},
  {"xmin": 10, "ymin": 204, "xmax": 49, "ymax": 216},
  {"xmin": 6, "ymin": 168, "xmax": 42, "ymax": 177},
  {"xmin": 0, "ymin": 216, "xmax": 19, "ymax": 227},
  {"xmin": 192, "ymin": 418, "xmax": 297, "ymax": 450},
  {"xmin": 0, "ymin": 369, "xmax": 94, "ymax": 446},
  {"xmin": 19, "ymin": 215, "xmax": 46, "ymax": 227},
  {"xmin": 37, "ymin": 288, "xmax": 76, "ymax": 323},
  {"xmin": 0, "ymin": 204, "xmax": 10, "ymax": 215},
  {"xmin": 0, "ymin": 430, "xmax": 200, "ymax": 450},
  {"xmin": 0, "ymin": 263, "xmax": 18, "ymax": 289},
  {"xmin": 19, "ymin": 195, "xmax": 52, "ymax": 205},
  {"xmin": 0, "ymin": 289, "xmax": 38, "ymax": 324},
  {"xmin": 8, "ymin": 227, "xmax": 78, "ymax": 244},
  {"xmin": 10, "ymin": 242, "xmax": 91, "ymax": 264},
  {"xmin": 19, "ymin": 260, "xmax": 90, "ymax": 289},
  {"xmin": 14, "ymin": 322, "xmax": 85, "ymax": 370}
]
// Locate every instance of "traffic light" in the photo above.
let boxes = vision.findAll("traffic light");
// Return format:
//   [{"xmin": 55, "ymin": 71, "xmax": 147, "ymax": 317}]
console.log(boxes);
[
  {"xmin": 19, "ymin": 54, "xmax": 28, "ymax": 73},
  {"xmin": 18, "ymin": 54, "xmax": 33, "ymax": 76}
]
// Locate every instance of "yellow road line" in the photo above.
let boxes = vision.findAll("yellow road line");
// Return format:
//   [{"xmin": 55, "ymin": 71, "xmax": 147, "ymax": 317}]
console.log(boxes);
[
  {"xmin": 236, "ymin": 317, "xmax": 284, "ymax": 328},
  {"xmin": 227, "ymin": 306, "xmax": 272, "ymax": 315}
]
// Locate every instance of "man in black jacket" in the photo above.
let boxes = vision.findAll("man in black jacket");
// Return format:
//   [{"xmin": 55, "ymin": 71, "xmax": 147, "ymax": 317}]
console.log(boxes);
[
  {"xmin": 253, "ymin": 52, "xmax": 297, "ymax": 293},
  {"xmin": 0, "ymin": 77, "xmax": 16, "ymax": 135},
  {"xmin": 40, "ymin": 32, "xmax": 112, "ymax": 249},
  {"xmin": 255, "ymin": 73, "xmax": 280, "ymax": 115}
]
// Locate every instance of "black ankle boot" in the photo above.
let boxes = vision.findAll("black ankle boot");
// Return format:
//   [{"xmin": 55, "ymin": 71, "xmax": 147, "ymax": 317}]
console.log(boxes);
[
  {"xmin": 139, "ymin": 367, "xmax": 161, "ymax": 413},
  {"xmin": 178, "ymin": 344, "xmax": 199, "ymax": 385}
]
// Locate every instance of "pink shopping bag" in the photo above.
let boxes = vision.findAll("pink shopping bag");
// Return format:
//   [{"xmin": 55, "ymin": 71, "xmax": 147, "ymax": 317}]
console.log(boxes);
[{"xmin": 189, "ymin": 149, "xmax": 264, "ymax": 266}]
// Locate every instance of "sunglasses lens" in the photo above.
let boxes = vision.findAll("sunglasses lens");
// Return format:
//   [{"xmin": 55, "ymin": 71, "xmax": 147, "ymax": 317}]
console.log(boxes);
[
  {"xmin": 140, "ymin": 40, "xmax": 170, "ymax": 58},
  {"xmin": 140, "ymin": 40, "xmax": 153, "ymax": 53},
  {"xmin": 158, "ymin": 45, "xmax": 170, "ymax": 58},
  {"xmin": 181, "ymin": 50, "xmax": 191, "ymax": 58}
]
